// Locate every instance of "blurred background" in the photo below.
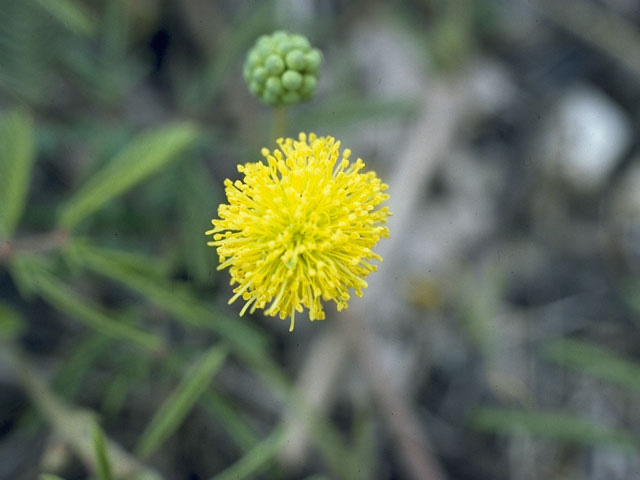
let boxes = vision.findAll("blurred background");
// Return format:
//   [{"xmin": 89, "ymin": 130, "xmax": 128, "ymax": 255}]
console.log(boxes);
[{"xmin": 1, "ymin": 0, "xmax": 640, "ymax": 479}]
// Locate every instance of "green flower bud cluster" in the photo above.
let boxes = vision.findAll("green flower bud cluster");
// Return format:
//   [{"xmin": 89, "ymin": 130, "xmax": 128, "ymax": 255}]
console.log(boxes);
[{"xmin": 243, "ymin": 30, "xmax": 322, "ymax": 107}]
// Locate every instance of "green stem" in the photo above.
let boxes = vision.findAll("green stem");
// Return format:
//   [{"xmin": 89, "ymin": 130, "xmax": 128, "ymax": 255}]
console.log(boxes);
[{"xmin": 272, "ymin": 107, "xmax": 287, "ymax": 140}]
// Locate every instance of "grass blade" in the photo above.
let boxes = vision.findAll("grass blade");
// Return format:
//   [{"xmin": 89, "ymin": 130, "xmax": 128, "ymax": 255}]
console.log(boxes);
[
  {"xmin": 544, "ymin": 338, "xmax": 640, "ymax": 392},
  {"xmin": 0, "ymin": 109, "xmax": 36, "ymax": 239},
  {"xmin": 59, "ymin": 123, "xmax": 199, "ymax": 229},
  {"xmin": 136, "ymin": 345, "xmax": 228, "ymax": 458},
  {"xmin": 472, "ymin": 407, "xmax": 639, "ymax": 449}
]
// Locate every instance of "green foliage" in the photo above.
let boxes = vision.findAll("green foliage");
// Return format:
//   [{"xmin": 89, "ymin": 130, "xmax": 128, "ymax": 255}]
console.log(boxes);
[
  {"xmin": 0, "ymin": 109, "xmax": 36, "ymax": 240},
  {"xmin": 11, "ymin": 255, "xmax": 164, "ymax": 351},
  {"xmin": 177, "ymin": 160, "xmax": 220, "ymax": 284},
  {"xmin": 472, "ymin": 407, "xmax": 639, "ymax": 449},
  {"xmin": 93, "ymin": 423, "xmax": 115, "ymax": 480},
  {"xmin": 54, "ymin": 334, "xmax": 112, "ymax": 399},
  {"xmin": 211, "ymin": 424, "xmax": 288, "ymax": 480},
  {"xmin": 32, "ymin": 0, "xmax": 96, "ymax": 37},
  {"xmin": 200, "ymin": 391, "xmax": 259, "ymax": 452},
  {"xmin": 0, "ymin": 302, "xmax": 25, "ymax": 340},
  {"xmin": 0, "ymin": 1, "xmax": 51, "ymax": 101},
  {"xmin": 136, "ymin": 345, "xmax": 228, "ymax": 458},
  {"xmin": 59, "ymin": 123, "xmax": 200, "ymax": 229},
  {"xmin": 544, "ymin": 338, "xmax": 640, "ymax": 392},
  {"xmin": 67, "ymin": 241, "xmax": 269, "ymax": 359}
]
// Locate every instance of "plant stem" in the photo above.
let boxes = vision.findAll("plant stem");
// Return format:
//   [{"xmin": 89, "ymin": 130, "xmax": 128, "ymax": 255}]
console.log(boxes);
[{"xmin": 272, "ymin": 106, "xmax": 287, "ymax": 140}]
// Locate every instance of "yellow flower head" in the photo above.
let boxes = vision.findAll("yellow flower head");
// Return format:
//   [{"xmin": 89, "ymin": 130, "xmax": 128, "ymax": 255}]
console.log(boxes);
[{"xmin": 206, "ymin": 133, "xmax": 390, "ymax": 331}]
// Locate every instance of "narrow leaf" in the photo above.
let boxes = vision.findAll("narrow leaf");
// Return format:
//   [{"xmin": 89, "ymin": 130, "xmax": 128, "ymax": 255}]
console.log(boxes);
[
  {"xmin": 211, "ymin": 425, "xmax": 288, "ymax": 480},
  {"xmin": 30, "ymin": 269, "xmax": 164, "ymax": 352},
  {"xmin": 178, "ymin": 160, "xmax": 219, "ymax": 284},
  {"xmin": 0, "ymin": 109, "xmax": 36, "ymax": 239},
  {"xmin": 544, "ymin": 338, "xmax": 640, "ymax": 392},
  {"xmin": 472, "ymin": 407, "xmax": 639, "ymax": 449},
  {"xmin": 0, "ymin": 302, "xmax": 25, "ymax": 340},
  {"xmin": 33, "ymin": 0, "xmax": 96, "ymax": 36},
  {"xmin": 136, "ymin": 345, "xmax": 228, "ymax": 458},
  {"xmin": 93, "ymin": 423, "xmax": 114, "ymax": 480},
  {"xmin": 55, "ymin": 333, "xmax": 111, "ymax": 399},
  {"xmin": 67, "ymin": 241, "xmax": 268, "ymax": 358},
  {"xmin": 59, "ymin": 123, "xmax": 199, "ymax": 228},
  {"xmin": 201, "ymin": 391, "xmax": 258, "ymax": 452}
]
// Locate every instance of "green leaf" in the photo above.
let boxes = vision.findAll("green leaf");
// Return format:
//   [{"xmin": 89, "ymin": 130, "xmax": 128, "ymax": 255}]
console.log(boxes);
[
  {"xmin": 178, "ymin": 160, "xmax": 219, "ymax": 284},
  {"xmin": 201, "ymin": 391, "xmax": 259, "ymax": 452},
  {"xmin": 32, "ymin": 0, "xmax": 96, "ymax": 37},
  {"xmin": 21, "ymin": 266, "xmax": 164, "ymax": 352},
  {"xmin": 39, "ymin": 475, "xmax": 66, "ymax": 480},
  {"xmin": 136, "ymin": 345, "xmax": 228, "ymax": 458},
  {"xmin": 211, "ymin": 424, "xmax": 287, "ymax": 480},
  {"xmin": 59, "ymin": 123, "xmax": 200, "ymax": 229},
  {"xmin": 0, "ymin": 109, "xmax": 36, "ymax": 240},
  {"xmin": 544, "ymin": 338, "xmax": 640, "ymax": 392},
  {"xmin": 0, "ymin": 302, "xmax": 25, "ymax": 340},
  {"xmin": 472, "ymin": 407, "xmax": 639, "ymax": 449},
  {"xmin": 67, "ymin": 241, "xmax": 269, "ymax": 359},
  {"xmin": 93, "ymin": 423, "xmax": 114, "ymax": 480},
  {"xmin": 66, "ymin": 243, "xmax": 358, "ymax": 478},
  {"xmin": 55, "ymin": 333, "xmax": 112, "ymax": 399}
]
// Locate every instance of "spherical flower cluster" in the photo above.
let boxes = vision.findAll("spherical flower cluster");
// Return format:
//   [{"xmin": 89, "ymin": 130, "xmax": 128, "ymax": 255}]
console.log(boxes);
[
  {"xmin": 206, "ymin": 133, "xmax": 391, "ymax": 331},
  {"xmin": 243, "ymin": 31, "xmax": 322, "ymax": 107}
]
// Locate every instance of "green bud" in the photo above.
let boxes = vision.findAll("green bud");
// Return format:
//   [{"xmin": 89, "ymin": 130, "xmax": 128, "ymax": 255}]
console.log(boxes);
[
  {"xmin": 281, "ymin": 70, "xmax": 303, "ymax": 90},
  {"xmin": 282, "ymin": 91, "xmax": 301, "ymax": 105},
  {"xmin": 285, "ymin": 50, "xmax": 306, "ymax": 70},
  {"xmin": 252, "ymin": 66, "xmax": 268, "ymax": 84},
  {"xmin": 262, "ymin": 90, "xmax": 279, "ymax": 105},
  {"xmin": 247, "ymin": 50, "xmax": 262, "ymax": 68},
  {"xmin": 304, "ymin": 50, "xmax": 322, "ymax": 73},
  {"xmin": 290, "ymin": 34, "xmax": 310, "ymax": 50},
  {"xmin": 264, "ymin": 54, "xmax": 285, "ymax": 75},
  {"xmin": 256, "ymin": 33, "xmax": 271, "ymax": 44},
  {"xmin": 249, "ymin": 81, "xmax": 262, "ymax": 96},
  {"xmin": 272, "ymin": 30, "xmax": 288, "ymax": 43},
  {"xmin": 277, "ymin": 40, "xmax": 296, "ymax": 56},
  {"xmin": 265, "ymin": 76, "xmax": 283, "ymax": 95},
  {"xmin": 300, "ymin": 74, "xmax": 317, "ymax": 95},
  {"xmin": 244, "ymin": 30, "xmax": 322, "ymax": 106}
]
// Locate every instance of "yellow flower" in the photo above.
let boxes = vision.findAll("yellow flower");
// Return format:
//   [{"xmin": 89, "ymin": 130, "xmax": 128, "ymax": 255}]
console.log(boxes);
[{"xmin": 206, "ymin": 133, "xmax": 390, "ymax": 331}]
